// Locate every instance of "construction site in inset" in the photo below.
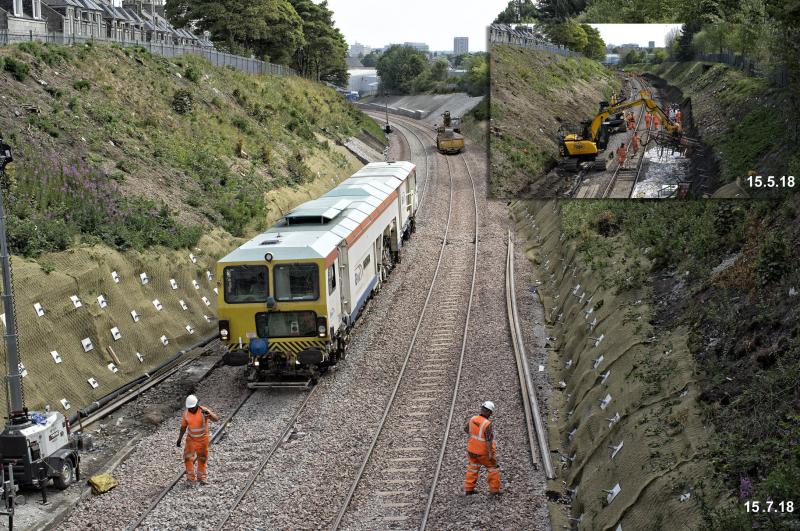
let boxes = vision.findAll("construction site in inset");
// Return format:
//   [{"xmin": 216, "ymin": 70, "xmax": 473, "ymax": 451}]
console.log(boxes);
[{"xmin": 488, "ymin": 24, "xmax": 791, "ymax": 200}]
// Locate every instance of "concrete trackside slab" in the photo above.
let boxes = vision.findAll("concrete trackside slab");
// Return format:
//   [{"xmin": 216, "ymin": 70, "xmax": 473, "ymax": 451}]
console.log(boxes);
[{"xmin": 355, "ymin": 93, "xmax": 484, "ymax": 125}]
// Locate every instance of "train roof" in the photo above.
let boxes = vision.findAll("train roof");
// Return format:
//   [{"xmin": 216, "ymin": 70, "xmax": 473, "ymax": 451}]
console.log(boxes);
[{"xmin": 219, "ymin": 161, "xmax": 416, "ymax": 264}]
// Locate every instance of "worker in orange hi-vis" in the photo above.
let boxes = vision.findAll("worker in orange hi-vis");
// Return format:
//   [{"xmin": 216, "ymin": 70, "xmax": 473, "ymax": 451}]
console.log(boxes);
[
  {"xmin": 464, "ymin": 401, "xmax": 501, "ymax": 496},
  {"xmin": 653, "ymin": 114, "xmax": 661, "ymax": 131},
  {"xmin": 177, "ymin": 395, "xmax": 219, "ymax": 484},
  {"xmin": 675, "ymin": 109, "xmax": 682, "ymax": 125},
  {"xmin": 617, "ymin": 143, "xmax": 627, "ymax": 165},
  {"xmin": 644, "ymin": 111, "xmax": 652, "ymax": 129},
  {"xmin": 632, "ymin": 133, "xmax": 640, "ymax": 155}
]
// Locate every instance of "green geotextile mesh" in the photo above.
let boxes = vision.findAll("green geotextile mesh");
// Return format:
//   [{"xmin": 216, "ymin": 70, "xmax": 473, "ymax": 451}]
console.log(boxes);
[
  {"xmin": 0, "ymin": 229, "xmax": 237, "ymax": 416},
  {"xmin": 511, "ymin": 201, "xmax": 710, "ymax": 531}
]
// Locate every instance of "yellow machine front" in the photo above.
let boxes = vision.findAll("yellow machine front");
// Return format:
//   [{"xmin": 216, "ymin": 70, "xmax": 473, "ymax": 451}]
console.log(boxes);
[{"xmin": 216, "ymin": 258, "xmax": 334, "ymax": 387}]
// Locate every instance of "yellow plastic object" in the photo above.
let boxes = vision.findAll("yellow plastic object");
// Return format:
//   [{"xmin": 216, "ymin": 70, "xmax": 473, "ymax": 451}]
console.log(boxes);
[{"xmin": 88, "ymin": 473, "xmax": 119, "ymax": 495}]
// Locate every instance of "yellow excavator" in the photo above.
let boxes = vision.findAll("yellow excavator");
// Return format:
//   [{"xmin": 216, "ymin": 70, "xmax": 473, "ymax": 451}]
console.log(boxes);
[{"xmin": 559, "ymin": 90, "xmax": 682, "ymax": 163}]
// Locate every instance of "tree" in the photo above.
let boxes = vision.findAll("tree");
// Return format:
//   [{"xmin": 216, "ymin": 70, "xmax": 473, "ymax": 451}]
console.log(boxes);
[
  {"xmin": 165, "ymin": 0, "xmax": 304, "ymax": 64},
  {"xmin": 651, "ymin": 49, "xmax": 668, "ymax": 64},
  {"xmin": 289, "ymin": 0, "xmax": 348, "ymax": 85},
  {"xmin": 430, "ymin": 58, "xmax": 450, "ymax": 82},
  {"xmin": 376, "ymin": 45, "xmax": 430, "ymax": 94},
  {"xmin": 361, "ymin": 51, "xmax": 380, "ymax": 68},
  {"xmin": 494, "ymin": 0, "xmax": 538, "ymax": 23},
  {"xmin": 458, "ymin": 54, "xmax": 489, "ymax": 96},
  {"xmin": 581, "ymin": 23, "xmax": 605, "ymax": 60},
  {"xmin": 546, "ymin": 19, "xmax": 588, "ymax": 52},
  {"xmin": 537, "ymin": 0, "xmax": 588, "ymax": 21}
]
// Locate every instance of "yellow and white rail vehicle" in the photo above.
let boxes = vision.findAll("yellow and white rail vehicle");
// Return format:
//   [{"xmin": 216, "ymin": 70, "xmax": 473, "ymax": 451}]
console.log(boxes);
[{"xmin": 216, "ymin": 161, "xmax": 418, "ymax": 387}]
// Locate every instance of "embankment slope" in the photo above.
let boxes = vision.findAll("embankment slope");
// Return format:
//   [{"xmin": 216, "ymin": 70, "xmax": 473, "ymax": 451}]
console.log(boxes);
[
  {"xmin": 0, "ymin": 41, "xmax": 385, "ymax": 415},
  {"xmin": 490, "ymin": 45, "xmax": 620, "ymax": 198}
]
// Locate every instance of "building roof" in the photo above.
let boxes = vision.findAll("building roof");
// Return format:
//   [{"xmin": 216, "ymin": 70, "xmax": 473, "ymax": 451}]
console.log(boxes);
[{"xmin": 219, "ymin": 162, "xmax": 416, "ymax": 265}]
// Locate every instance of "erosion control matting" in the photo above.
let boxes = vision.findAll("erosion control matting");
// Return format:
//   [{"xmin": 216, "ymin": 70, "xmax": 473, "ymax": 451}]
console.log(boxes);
[
  {"xmin": 0, "ymin": 230, "xmax": 234, "ymax": 416},
  {"xmin": 510, "ymin": 201, "xmax": 711, "ymax": 530}
]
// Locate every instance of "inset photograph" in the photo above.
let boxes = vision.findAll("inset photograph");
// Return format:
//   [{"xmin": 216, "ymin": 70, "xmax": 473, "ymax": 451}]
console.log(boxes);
[{"xmin": 489, "ymin": 23, "xmax": 797, "ymax": 199}]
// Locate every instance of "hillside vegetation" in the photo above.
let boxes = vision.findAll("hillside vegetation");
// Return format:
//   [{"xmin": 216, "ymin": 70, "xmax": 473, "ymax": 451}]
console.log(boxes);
[
  {"xmin": 517, "ymin": 196, "xmax": 800, "ymax": 530},
  {"xmin": 490, "ymin": 44, "xmax": 619, "ymax": 197},
  {"xmin": 0, "ymin": 41, "xmax": 384, "ymax": 258}
]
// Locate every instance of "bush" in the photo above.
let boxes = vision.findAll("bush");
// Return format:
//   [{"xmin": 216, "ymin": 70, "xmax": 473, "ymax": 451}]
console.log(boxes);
[
  {"xmin": 4, "ymin": 57, "xmax": 30, "ymax": 82},
  {"xmin": 184, "ymin": 65, "xmax": 201, "ymax": 83},
  {"xmin": 172, "ymin": 89, "xmax": 194, "ymax": 114},
  {"xmin": 287, "ymin": 150, "xmax": 313, "ymax": 184},
  {"xmin": 18, "ymin": 41, "xmax": 70, "ymax": 65},
  {"xmin": 756, "ymin": 233, "xmax": 789, "ymax": 287},
  {"xmin": 73, "ymin": 79, "xmax": 91, "ymax": 91}
]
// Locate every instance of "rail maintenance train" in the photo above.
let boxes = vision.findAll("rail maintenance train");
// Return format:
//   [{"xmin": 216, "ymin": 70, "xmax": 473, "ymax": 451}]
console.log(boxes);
[{"xmin": 216, "ymin": 161, "xmax": 418, "ymax": 388}]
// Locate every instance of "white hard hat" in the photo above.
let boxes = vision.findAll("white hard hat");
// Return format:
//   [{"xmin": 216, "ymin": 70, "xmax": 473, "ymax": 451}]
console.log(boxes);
[
  {"xmin": 481, "ymin": 401, "xmax": 495, "ymax": 412},
  {"xmin": 186, "ymin": 395, "xmax": 198, "ymax": 409}
]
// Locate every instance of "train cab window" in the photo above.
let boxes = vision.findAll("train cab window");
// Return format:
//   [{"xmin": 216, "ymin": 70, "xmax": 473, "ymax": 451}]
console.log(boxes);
[
  {"xmin": 223, "ymin": 266, "xmax": 269, "ymax": 304},
  {"xmin": 274, "ymin": 263, "xmax": 319, "ymax": 301},
  {"xmin": 327, "ymin": 264, "xmax": 336, "ymax": 295}
]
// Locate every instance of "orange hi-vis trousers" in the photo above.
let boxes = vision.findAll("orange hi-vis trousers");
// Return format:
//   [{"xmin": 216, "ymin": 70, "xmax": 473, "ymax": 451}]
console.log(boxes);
[
  {"xmin": 184, "ymin": 438, "xmax": 209, "ymax": 481},
  {"xmin": 464, "ymin": 453, "xmax": 500, "ymax": 493}
]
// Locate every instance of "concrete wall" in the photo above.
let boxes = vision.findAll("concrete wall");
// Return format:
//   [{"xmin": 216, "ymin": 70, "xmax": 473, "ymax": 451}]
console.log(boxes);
[{"xmin": 4, "ymin": 13, "xmax": 47, "ymax": 34}]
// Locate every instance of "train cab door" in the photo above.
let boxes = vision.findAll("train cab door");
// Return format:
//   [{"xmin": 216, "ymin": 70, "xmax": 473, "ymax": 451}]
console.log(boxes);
[{"xmin": 337, "ymin": 239, "xmax": 352, "ymax": 325}]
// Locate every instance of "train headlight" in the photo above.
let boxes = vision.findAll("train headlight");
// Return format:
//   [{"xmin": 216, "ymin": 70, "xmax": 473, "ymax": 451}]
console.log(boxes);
[
  {"xmin": 253, "ymin": 359, "xmax": 260, "ymax": 367},
  {"xmin": 219, "ymin": 320, "xmax": 230, "ymax": 340},
  {"xmin": 316, "ymin": 316, "xmax": 328, "ymax": 338},
  {"xmin": 220, "ymin": 329, "xmax": 228, "ymax": 338}
]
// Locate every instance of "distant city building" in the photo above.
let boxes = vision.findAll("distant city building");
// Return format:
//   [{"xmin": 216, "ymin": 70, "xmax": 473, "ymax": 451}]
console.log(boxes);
[
  {"xmin": 619, "ymin": 43, "xmax": 641, "ymax": 50},
  {"xmin": 648, "ymin": 41, "xmax": 655, "ymax": 49},
  {"xmin": 349, "ymin": 41, "xmax": 372, "ymax": 57},
  {"xmin": 454, "ymin": 37, "xmax": 469, "ymax": 55},
  {"xmin": 403, "ymin": 41, "xmax": 429, "ymax": 52},
  {"xmin": 602, "ymin": 54, "xmax": 621, "ymax": 65}
]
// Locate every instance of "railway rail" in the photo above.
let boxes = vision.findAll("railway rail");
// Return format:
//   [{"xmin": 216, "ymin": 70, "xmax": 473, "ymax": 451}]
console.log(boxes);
[
  {"xmin": 125, "ymin": 388, "xmax": 256, "ymax": 530},
  {"xmin": 330, "ymin": 116, "xmax": 479, "ymax": 530},
  {"xmin": 505, "ymin": 230, "xmax": 555, "ymax": 480},
  {"xmin": 601, "ymin": 75, "xmax": 654, "ymax": 199}
]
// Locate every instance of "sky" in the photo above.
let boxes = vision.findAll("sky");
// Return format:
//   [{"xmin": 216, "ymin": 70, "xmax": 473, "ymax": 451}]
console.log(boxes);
[
  {"xmin": 322, "ymin": 0, "xmax": 510, "ymax": 52},
  {"xmin": 589, "ymin": 24, "xmax": 683, "ymax": 48}
]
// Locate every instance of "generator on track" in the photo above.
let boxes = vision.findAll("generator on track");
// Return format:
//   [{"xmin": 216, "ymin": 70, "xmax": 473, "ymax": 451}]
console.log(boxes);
[
  {"xmin": 436, "ymin": 111, "xmax": 465, "ymax": 154},
  {"xmin": 0, "ymin": 139, "xmax": 80, "ymax": 527},
  {"xmin": 217, "ymin": 161, "xmax": 418, "ymax": 388}
]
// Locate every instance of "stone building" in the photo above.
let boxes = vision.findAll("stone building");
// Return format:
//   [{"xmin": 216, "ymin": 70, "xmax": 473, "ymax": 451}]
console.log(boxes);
[
  {"xmin": 1, "ymin": 0, "xmax": 209, "ymax": 47},
  {"xmin": 0, "ymin": 0, "xmax": 48, "ymax": 35}
]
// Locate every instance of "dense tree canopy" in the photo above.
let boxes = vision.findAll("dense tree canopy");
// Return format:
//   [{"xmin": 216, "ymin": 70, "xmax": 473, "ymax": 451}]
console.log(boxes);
[
  {"xmin": 361, "ymin": 51, "xmax": 380, "ymax": 68},
  {"xmin": 166, "ymin": 0, "xmax": 348, "ymax": 85},
  {"xmin": 289, "ymin": 0, "xmax": 348, "ymax": 85},
  {"xmin": 376, "ymin": 45, "xmax": 429, "ymax": 94},
  {"xmin": 494, "ymin": 0, "xmax": 538, "ymax": 23}
]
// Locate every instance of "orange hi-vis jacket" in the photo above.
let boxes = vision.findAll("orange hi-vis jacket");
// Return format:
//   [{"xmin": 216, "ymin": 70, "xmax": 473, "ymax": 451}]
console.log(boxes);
[
  {"xmin": 467, "ymin": 415, "xmax": 494, "ymax": 456},
  {"xmin": 182, "ymin": 409, "xmax": 209, "ymax": 443}
]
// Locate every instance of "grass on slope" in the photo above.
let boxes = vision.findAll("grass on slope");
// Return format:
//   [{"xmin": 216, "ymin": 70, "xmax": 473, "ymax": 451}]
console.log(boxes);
[
  {"xmin": 0, "ymin": 41, "xmax": 385, "ymax": 257},
  {"xmin": 490, "ymin": 44, "xmax": 620, "ymax": 197}
]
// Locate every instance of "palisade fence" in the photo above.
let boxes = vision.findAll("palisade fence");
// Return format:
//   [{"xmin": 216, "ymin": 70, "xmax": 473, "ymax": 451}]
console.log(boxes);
[
  {"xmin": 489, "ymin": 24, "xmax": 582, "ymax": 58},
  {"xmin": 697, "ymin": 50, "xmax": 788, "ymax": 88},
  {"xmin": 0, "ymin": 29, "xmax": 295, "ymax": 77}
]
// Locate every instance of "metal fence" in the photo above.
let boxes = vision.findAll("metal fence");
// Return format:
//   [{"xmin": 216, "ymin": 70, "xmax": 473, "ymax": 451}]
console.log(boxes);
[
  {"xmin": 0, "ymin": 30, "xmax": 295, "ymax": 77},
  {"xmin": 489, "ymin": 24, "xmax": 582, "ymax": 58},
  {"xmin": 697, "ymin": 50, "xmax": 788, "ymax": 88}
]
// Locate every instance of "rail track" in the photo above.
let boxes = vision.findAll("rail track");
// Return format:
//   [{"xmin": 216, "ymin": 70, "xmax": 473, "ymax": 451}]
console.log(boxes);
[
  {"xmin": 601, "ymin": 75, "xmax": 654, "ymax": 199},
  {"xmin": 505, "ymin": 230, "xmax": 555, "ymax": 480},
  {"xmin": 330, "ymin": 115, "xmax": 479, "ymax": 530}
]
